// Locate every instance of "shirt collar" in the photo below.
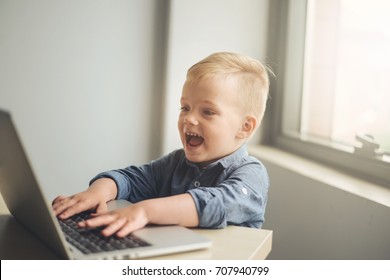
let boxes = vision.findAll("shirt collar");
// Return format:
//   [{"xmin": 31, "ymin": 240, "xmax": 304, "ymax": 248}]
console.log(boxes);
[
  {"xmin": 214, "ymin": 144, "xmax": 248, "ymax": 168},
  {"xmin": 185, "ymin": 144, "xmax": 248, "ymax": 170}
]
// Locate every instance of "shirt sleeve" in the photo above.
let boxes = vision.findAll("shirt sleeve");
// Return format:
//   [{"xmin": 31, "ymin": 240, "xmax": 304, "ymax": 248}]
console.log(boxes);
[
  {"xmin": 187, "ymin": 160, "xmax": 269, "ymax": 229},
  {"xmin": 89, "ymin": 165, "xmax": 156, "ymax": 202},
  {"xmin": 89, "ymin": 152, "xmax": 179, "ymax": 202}
]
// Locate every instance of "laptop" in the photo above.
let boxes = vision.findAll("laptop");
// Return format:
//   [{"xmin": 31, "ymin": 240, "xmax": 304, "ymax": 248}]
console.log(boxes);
[{"xmin": 0, "ymin": 110, "xmax": 211, "ymax": 259}]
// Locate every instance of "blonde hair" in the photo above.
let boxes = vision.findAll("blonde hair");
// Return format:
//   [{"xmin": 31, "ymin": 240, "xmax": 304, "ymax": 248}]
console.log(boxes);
[{"xmin": 185, "ymin": 52, "xmax": 271, "ymax": 123}]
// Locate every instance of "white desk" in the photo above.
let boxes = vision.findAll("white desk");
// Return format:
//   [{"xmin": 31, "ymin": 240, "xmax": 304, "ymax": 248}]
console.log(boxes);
[{"xmin": 0, "ymin": 194, "xmax": 272, "ymax": 260}]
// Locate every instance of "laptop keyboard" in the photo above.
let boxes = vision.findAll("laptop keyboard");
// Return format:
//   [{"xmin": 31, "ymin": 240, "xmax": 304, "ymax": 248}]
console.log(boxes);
[{"xmin": 58, "ymin": 211, "xmax": 151, "ymax": 254}]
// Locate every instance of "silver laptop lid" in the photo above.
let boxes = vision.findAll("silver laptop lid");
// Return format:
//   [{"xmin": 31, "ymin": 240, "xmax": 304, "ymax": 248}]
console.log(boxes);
[{"xmin": 0, "ymin": 110, "xmax": 71, "ymax": 258}]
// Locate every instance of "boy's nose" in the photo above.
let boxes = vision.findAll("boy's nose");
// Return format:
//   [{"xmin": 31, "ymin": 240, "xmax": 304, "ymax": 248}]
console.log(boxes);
[{"xmin": 184, "ymin": 113, "xmax": 199, "ymax": 125}]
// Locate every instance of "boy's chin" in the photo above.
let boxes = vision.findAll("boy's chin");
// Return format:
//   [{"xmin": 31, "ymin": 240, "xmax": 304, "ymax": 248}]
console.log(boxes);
[
  {"xmin": 184, "ymin": 152, "xmax": 220, "ymax": 167},
  {"xmin": 184, "ymin": 154, "xmax": 205, "ymax": 164},
  {"xmin": 184, "ymin": 152, "xmax": 207, "ymax": 164}
]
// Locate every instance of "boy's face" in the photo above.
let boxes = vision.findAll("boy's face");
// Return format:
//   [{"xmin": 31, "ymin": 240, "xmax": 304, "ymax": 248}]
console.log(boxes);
[{"xmin": 178, "ymin": 75, "xmax": 246, "ymax": 166}]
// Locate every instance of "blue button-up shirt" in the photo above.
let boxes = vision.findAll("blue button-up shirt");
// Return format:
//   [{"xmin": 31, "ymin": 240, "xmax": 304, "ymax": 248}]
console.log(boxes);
[{"xmin": 90, "ymin": 145, "xmax": 269, "ymax": 228}]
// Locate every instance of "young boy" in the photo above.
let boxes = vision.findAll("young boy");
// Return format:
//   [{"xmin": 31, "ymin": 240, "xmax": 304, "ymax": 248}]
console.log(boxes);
[{"xmin": 52, "ymin": 52, "xmax": 270, "ymax": 238}]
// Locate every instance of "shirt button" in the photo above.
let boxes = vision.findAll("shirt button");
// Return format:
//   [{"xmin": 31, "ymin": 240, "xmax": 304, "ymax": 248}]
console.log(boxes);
[
  {"xmin": 242, "ymin": 187, "xmax": 248, "ymax": 195},
  {"xmin": 194, "ymin": 181, "xmax": 200, "ymax": 187}
]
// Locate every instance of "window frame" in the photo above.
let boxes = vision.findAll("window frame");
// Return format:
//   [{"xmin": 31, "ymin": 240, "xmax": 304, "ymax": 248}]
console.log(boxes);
[{"xmin": 265, "ymin": 0, "xmax": 390, "ymax": 187}]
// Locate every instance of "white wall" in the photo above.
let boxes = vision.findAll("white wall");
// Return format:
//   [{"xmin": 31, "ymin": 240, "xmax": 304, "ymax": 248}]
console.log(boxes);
[
  {"xmin": 162, "ymin": 0, "xmax": 270, "ymax": 153},
  {"xmin": 0, "ymin": 0, "xmax": 166, "ymax": 200}
]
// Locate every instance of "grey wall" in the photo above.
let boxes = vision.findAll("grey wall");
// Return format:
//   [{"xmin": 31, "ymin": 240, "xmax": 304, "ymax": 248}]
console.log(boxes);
[
  {"xmin": 0, "ymin": 0, "xmax": 166, "ymax": 200},
  {"xmin": 262, "ymin": 158, "xmax": 390, "ymax": 259}
]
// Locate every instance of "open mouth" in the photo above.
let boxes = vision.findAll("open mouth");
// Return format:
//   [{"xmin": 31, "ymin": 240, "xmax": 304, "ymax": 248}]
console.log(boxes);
[{"xmin": 185, "ymin": 132, "xmax": 204, "ymax": 147}]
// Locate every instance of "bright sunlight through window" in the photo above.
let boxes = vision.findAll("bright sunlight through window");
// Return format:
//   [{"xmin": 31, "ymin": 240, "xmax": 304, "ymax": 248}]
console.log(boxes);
[{"xmin": 301, "ymin": 0, "xmax": 390, "ymax": 159}]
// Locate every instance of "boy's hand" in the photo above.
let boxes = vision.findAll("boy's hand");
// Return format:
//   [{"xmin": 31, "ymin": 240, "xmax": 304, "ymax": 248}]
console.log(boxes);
[
  {"xmin": 77, "ymin": 194, "xmax": 199, "ymax": 237},
  {"xmin": 52, "ymin": 191, "xmax": 108, "ymax": 219},
  {"xmin": 77, "ymin": 203, "xmax": 149, "ymax": 237},
  {"xmin": 52, "ymin": 178, "xmax": 117, "ymax": 219}
]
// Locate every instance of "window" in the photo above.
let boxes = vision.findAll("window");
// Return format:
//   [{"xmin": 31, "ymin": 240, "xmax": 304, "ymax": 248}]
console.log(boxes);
[{"xmin": 268, "ymin": 0, "xmax": 390, "ymax": 186}]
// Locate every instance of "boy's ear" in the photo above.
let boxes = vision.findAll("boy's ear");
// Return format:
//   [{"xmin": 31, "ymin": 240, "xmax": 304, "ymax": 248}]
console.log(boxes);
[{"xmin": 237, "ymin": 115, "xmax": 257, "ymax": 139}]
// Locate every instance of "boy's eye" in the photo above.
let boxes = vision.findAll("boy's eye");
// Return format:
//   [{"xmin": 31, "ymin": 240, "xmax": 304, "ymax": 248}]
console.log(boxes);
[
  {"xmin": 180, "ymin": 106, "xmax": 189, "ymax": 112},
  {"xmin": 202, "ymin": 109, "xmax": 215, "ymax": 116}
]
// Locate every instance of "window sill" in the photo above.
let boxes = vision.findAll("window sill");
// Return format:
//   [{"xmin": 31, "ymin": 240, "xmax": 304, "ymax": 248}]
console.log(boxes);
[{"xmin": 249, "ymin": 145, "xmax": 390, "ymax": 208}]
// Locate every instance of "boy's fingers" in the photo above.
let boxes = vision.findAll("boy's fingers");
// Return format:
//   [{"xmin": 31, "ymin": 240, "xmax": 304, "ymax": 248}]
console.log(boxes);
[
  {"xmin": 78, "ymin": 208, "xmax": 146, "ymax": 237},
  {"xmin": 52, "ymin": 196, "xmax": 70, "ymax": 211},
  {"xmin": 52, "ymin": 197, "xmax": 73, "ymax": 216},
  {"xmin": 80, "ymin": 213, "xmax": 133, "ymax": 237},
  {"xmin": 57, "ymin": 199, "xmax": 91, "ymax": 219},
  {"xmin": 81, "ymin": 212, "xmax": 117, "ymax": 228},
  {"xmin": 101, "ymin": 217, "xmax": 127, "ymax": 236},
  {"xmin": 52, "ymin": 195, "xmax": 67, "ymax": 205},
  {"xmin": 57, "ymin": 206, "xmax": 78, "ymax": 219},
  {"xmin": 116, "ymin": 220, "xmax": 144, "ymax": 237}
]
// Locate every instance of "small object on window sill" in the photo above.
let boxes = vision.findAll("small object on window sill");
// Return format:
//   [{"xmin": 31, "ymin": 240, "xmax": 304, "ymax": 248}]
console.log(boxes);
[{"xmin": 354, "ymin": 133, "xmax": 384, "ymax": 160}]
